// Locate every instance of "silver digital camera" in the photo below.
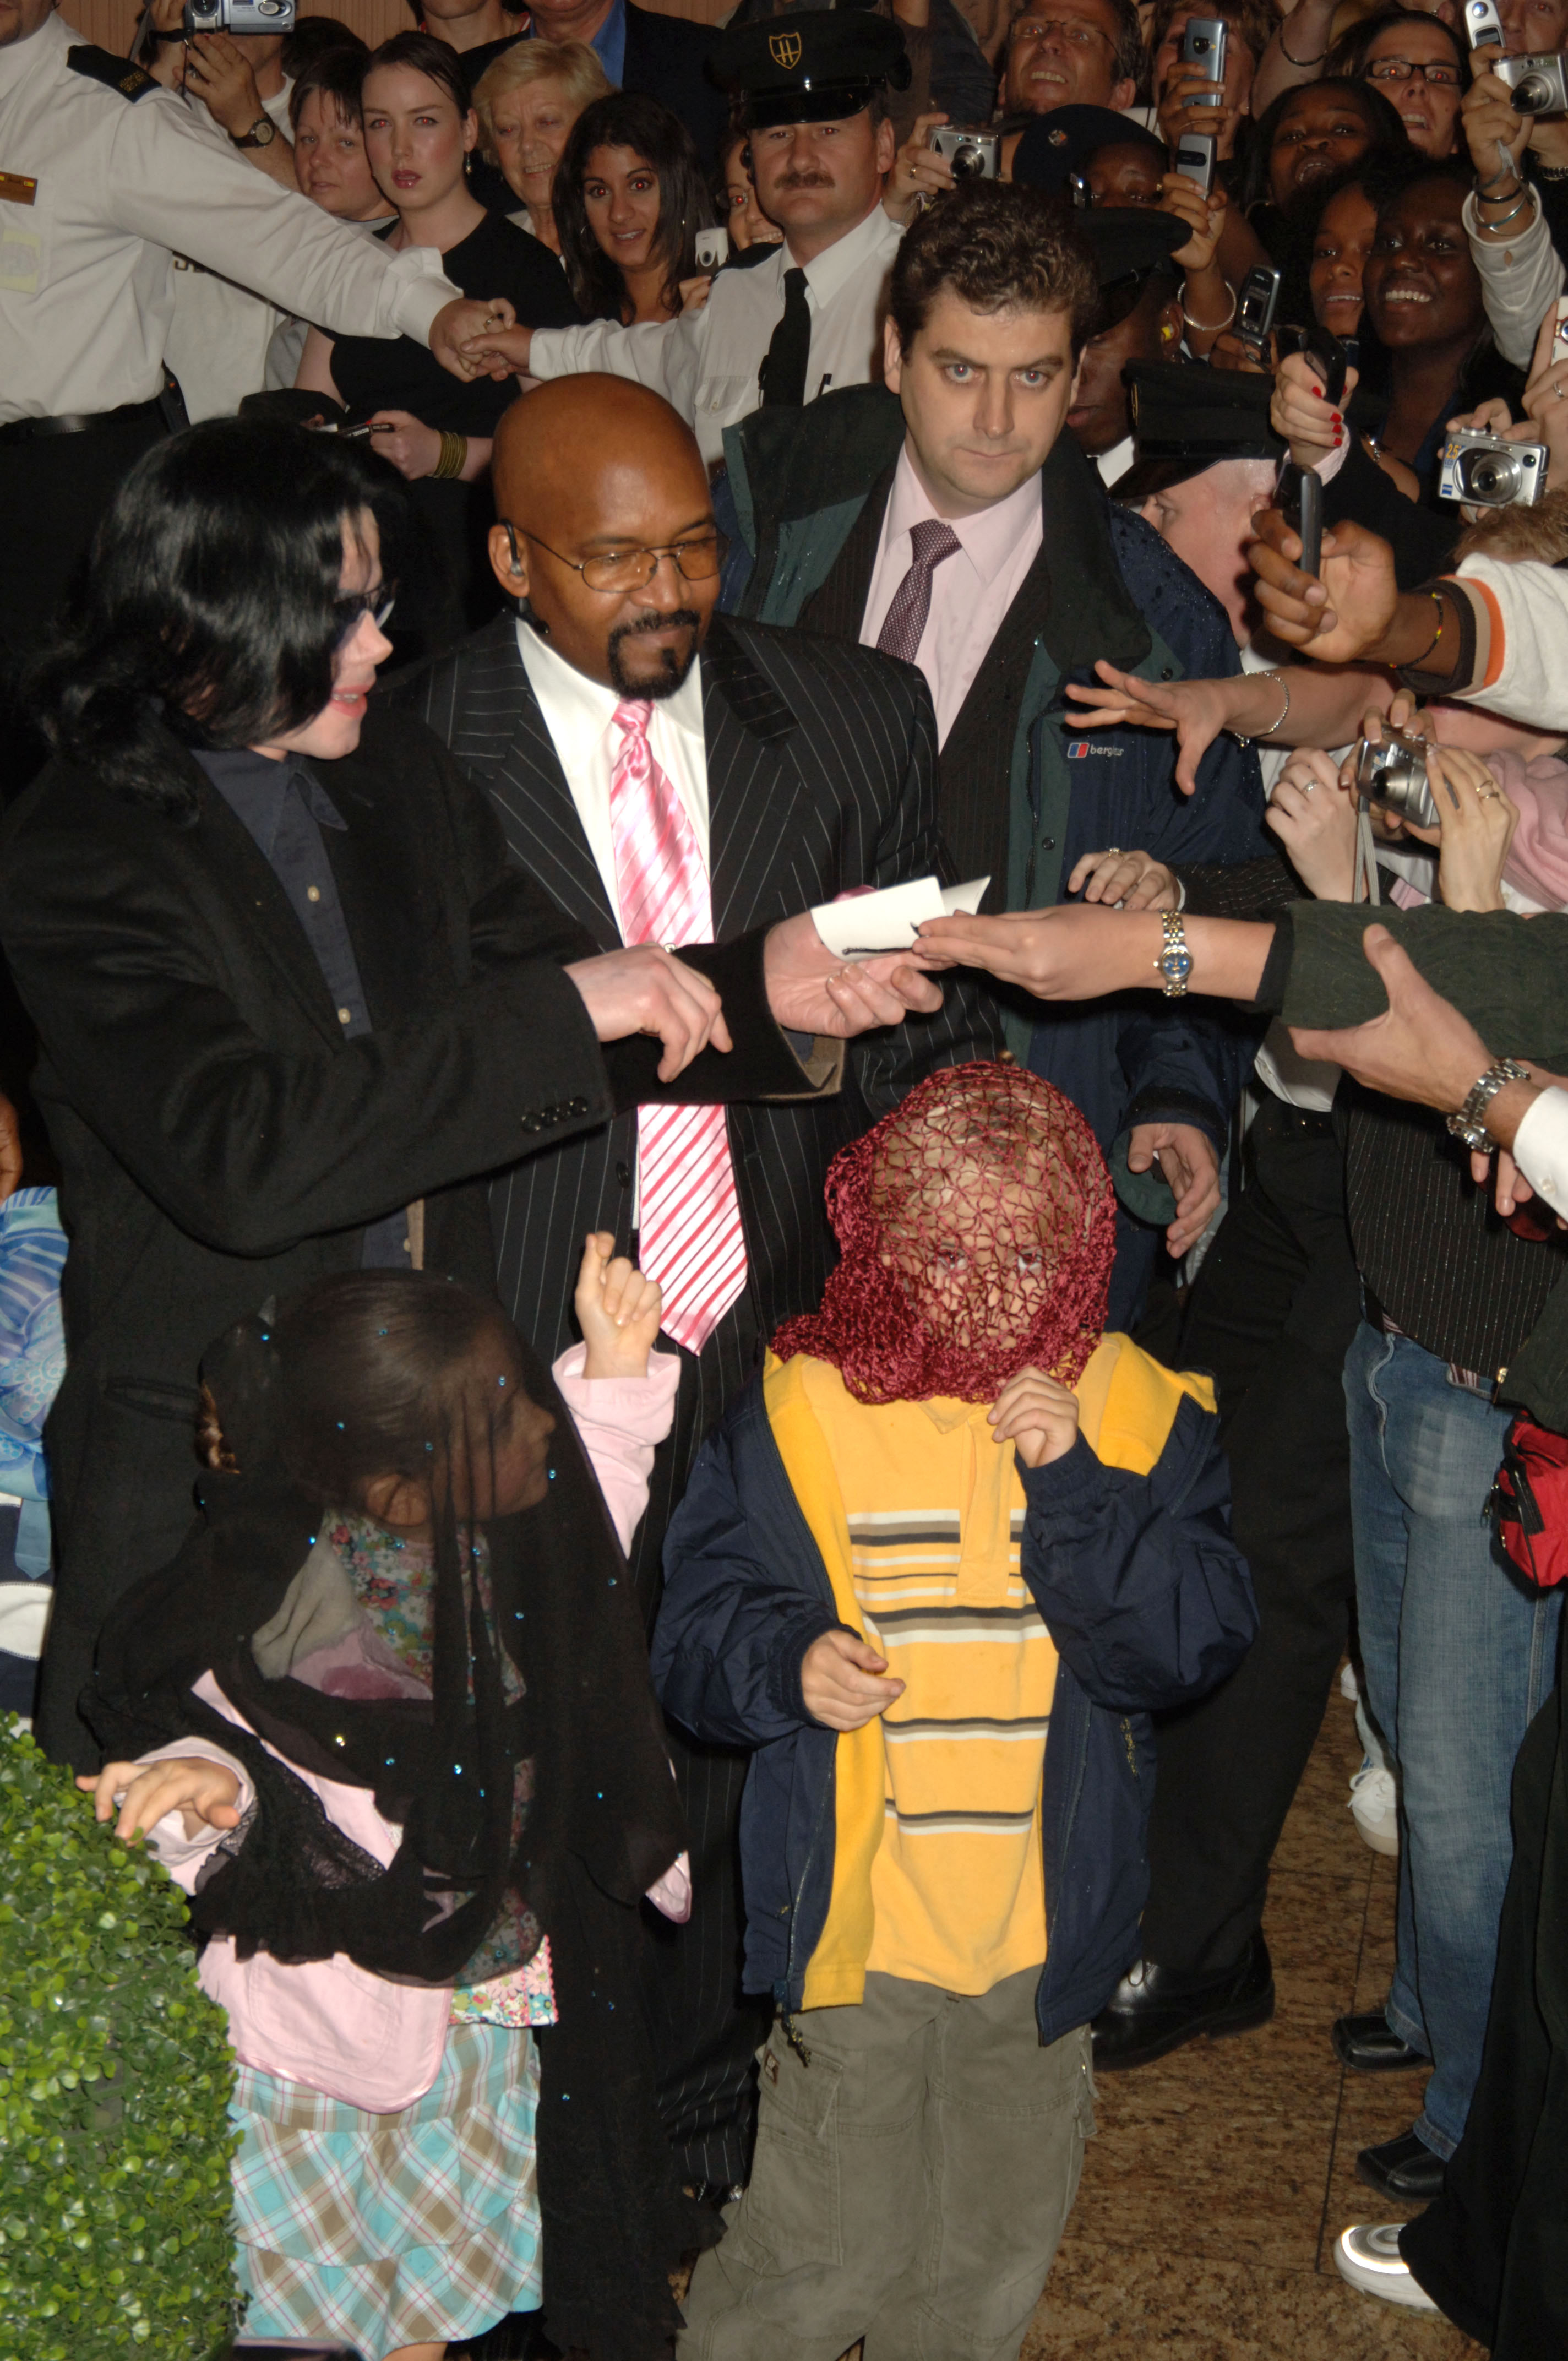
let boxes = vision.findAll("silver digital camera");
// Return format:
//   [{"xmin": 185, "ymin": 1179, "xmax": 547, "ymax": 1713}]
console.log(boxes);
[
  {"xmin": 182, "ymin": 0, "xmax": 294, "ymax": 34},
  {"xmin": 1439, "ymin": 425, "xmax": 1549, "ymax": 506},
  {"xmin": 1496, "ymin": 50, "xmax": 1568, "ymax": 111},
  {"xmin": 929, "ymin": 124, "xmax": 1002, "ymax": 179},
  {"xmin": 1353, "ymin": 731, "xmax": 1439, "ymax": 833}
]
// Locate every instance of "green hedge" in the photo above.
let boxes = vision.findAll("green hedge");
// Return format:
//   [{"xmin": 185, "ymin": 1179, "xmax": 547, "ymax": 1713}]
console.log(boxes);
[{"xmin": 0, "ymin": 1718, "xmax": 239, "ymax": 2361}]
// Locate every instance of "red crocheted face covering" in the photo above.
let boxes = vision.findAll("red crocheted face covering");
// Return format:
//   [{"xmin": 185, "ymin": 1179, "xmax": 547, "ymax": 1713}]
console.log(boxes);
[{"xmin": 774, "ymin": 1061, "xmax": 1118, "ymax": 1405}]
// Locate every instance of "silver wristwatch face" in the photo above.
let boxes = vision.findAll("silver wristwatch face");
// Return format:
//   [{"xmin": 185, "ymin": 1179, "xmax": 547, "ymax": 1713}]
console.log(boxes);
[{"xmin": 243, "ymin": 116, "xmax": 276, "ymax": 146}]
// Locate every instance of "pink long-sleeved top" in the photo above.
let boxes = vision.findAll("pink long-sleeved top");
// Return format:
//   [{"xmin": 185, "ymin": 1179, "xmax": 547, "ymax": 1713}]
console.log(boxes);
[{"xmin": 137, "ymin": 1346, "xmax": 684, "ymax": 2112}]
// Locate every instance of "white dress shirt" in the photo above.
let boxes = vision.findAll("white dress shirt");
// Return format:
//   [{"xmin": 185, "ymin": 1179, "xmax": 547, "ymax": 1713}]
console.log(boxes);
[
  {"xmin": 0, "ymin": 15, "xmax": 458, "ymax": 423},
  {"xmin": 166, "ymin": 79, "xmax": 297, "ymax": 422},
  {"xmin": 527, "ymin": 201, "xmax": 904, "ymax": 466},
  {"xmin": 858, "ymin": 446, "xmax": 1043, "ymax": 746},
  {"xmin": 1511, "ymin": 1089, "xmax": 1568, "ymax": 1220},
  {"xmin": 513, "ymin": 616, "xmax": 710, "ymax": 924}
]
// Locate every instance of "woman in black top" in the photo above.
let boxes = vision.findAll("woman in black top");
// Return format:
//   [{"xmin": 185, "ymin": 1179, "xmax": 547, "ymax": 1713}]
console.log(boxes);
[{"xmin": 297, "ymin": 31, "xmax": 579, "ymax": 646}]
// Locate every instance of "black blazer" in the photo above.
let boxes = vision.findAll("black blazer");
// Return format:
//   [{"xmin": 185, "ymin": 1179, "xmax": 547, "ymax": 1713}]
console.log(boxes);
[
  {"xmin": 622, "ymin": 0, "xmax": 727, "ymax": 167},
  {"xmin": 400, "ymin": 611, "xmax": 1003, "ymax": 1366},
  {"xmin": 0, "ymin": 703, "xmax": 827, "ymax": 1758}
]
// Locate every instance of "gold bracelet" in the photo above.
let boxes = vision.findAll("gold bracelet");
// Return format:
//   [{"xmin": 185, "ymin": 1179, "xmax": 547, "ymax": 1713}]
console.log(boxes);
[
  {"xmin": 1404, "ymin": 588, "xmax": 1449, "ymax": 671},
  {"xmin": 432, "ymin": 429, "xmax": 469, "ymax": 480}
]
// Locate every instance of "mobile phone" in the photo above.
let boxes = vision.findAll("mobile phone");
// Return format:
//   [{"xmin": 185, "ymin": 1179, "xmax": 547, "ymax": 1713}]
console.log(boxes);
[
  {"xmin": 1173, "ymin": 132, "xmax": 1216, "ymax": 193},
  {"xmin": 1301, "ymin": 330, "xmax": 1353, "ymax": 407},
  {"xmin": 1553, "ymin": 293, "xmax": 1568, "ymax": 366},
  {"xmin": 1234, "ymin": 264, "xmax": 1281, "ymax": 352},
  {"xmin": 1280, "ymin": 463, "xmax": 1325, "ymax": 578},
  {"xmin": 694, "ymin": 225, "xmax": 728, "ymax": 272},
  {"xmin": 1180, "ymin": 14, "xmax": 1227, "ymax": 102},
  {"xmin": 1464, "ymin": 0, "xmax": 1505, "ymax": 51},
  {"xmin": 1069, "ymin": 168, "xmax": 1092, "ymax": 206},
  {"xmin": 337, "ymin": 421, "xmax": 394, "ymax": 440}
]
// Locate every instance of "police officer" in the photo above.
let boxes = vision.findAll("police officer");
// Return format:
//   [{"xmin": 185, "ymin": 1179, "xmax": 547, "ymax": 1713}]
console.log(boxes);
[
  {"xmin": 0, "ymin": 0, "xmax": 514, "ymax": 779},
  {"xmin": 455, "ymin": 9, "xmax": 912, "ymax": 464}
]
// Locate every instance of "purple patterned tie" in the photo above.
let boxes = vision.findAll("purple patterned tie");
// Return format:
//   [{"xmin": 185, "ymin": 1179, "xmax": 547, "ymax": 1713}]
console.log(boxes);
[{"xmin": 875, "ymin": 516, "xmax": 962, "ymax": 666}]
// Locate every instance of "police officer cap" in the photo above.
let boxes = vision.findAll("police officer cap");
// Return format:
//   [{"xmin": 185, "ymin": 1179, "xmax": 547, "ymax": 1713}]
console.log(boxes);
[
  {"xmin": 1011, "ymin": 105, "xmax": 1163, "ymax": 199},
  {"xmin": 1112, "ymin": 361, "xmax": 1286, "ymax": 501},
  {"xmin": 710, "ymin": 8, "xmax": 912, "ymax": 129}
]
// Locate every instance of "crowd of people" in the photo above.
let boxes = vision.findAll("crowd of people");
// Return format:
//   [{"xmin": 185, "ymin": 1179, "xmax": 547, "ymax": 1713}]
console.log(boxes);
[{"xmin": 7, "ymin": 0, "xmax": 1568, "ymax": 2351}]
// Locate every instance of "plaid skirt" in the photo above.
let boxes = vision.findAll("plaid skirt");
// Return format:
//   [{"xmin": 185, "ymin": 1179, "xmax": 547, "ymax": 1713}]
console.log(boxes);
[{"xmin": 231, "ymin": 2020, "xmax": 541, "ymax": 2360}]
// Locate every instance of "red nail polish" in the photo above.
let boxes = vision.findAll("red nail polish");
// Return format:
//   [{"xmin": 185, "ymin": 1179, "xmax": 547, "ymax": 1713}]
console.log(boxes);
[
  {"xmin": 1332, "ymin": 411, "xmax": 1342, "ymax": 423},
  {"xmin": 1313, "ymin": 384, "xmax": 1322, "ymax": 396}
]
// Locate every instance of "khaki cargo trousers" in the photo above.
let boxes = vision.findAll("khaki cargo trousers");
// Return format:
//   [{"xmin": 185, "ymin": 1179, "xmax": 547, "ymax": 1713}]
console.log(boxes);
[{"xmin": 678, "ymin": 1967, "xmax": 1095, "ymax": 2360}]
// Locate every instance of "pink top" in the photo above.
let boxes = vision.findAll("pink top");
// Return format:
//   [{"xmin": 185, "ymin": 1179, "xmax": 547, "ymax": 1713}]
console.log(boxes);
[
  {"xmin": 135, "ymin": 1346, "xmax": 685, "ymax": 2112},
  {"xmin": 858, "ymin": 447, "xmax": 1044, "ymax": 748},
  {"xmin": 1484, "ymin": 746, "xmax": 1568, "ymax": 913}
]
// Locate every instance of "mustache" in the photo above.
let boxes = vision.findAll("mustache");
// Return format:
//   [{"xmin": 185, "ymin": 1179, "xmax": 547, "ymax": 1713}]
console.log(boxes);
[
  {"xmin": 612, "ymin": 608, "xmax": 702, "ymax": 643},
  {"xmin": 774, "ymin": 167, "xmax": 834, "ymax": 189},
  {"xmin": 607, "ymin": 609, "xmax": 703, "ymax": 698}
]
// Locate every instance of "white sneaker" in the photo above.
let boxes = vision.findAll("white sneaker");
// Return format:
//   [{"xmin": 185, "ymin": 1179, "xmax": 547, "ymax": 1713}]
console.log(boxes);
[
  {"xmin": 1340, "ymin": 1661, "xmax": 1360, "ymax": 1703},
  {"xmin": 1349, "ymin": 1759, "xmax": 1400, "ymax": 1857},
  {"xmin": 1335, "ymin": 2223, "xmax": 1439, "ymax": 2311}
]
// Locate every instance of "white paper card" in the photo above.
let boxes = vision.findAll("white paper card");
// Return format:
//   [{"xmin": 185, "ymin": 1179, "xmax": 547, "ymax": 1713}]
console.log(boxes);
[{"xmin": 810, "ymin": 875, "xmax": 990, "ymax": 961}]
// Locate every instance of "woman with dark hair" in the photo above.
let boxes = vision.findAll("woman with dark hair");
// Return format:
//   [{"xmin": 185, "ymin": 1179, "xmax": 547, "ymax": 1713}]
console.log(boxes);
[
  {"xmin": 1228, "ymin": 78, "xmax": 1413, "ymax": 329},
  {"xmin": 296, "ymin": 30, "xmax": 580, "ymax": 645},
  {"xmin": 1326, "ymin": 7, "xmax": 1467, "ymax": 160},
  {"xmin": 552, "ymin": 91, "xmax": 714, "ymax": 327},
  {"xmin": 288, "ymin": 44, "xmax": 398, "ymax": 225}
]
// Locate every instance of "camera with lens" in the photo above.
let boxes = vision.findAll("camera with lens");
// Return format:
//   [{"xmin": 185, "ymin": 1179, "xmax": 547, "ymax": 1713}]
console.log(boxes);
[
  {"xmin": 1438, "ymin": 425, "xmax": 1549, "ymax": 507},
  {"xmin": 929, "ymin": 124, "xmax": 1001, "ymax": 179},
  {"xmin": 182, "ymin": 0, "xmax": 295, "ymax": 35},
  {"xmin": 1496, "ymin": 50, "xmax": 1568, "ymax": 111},
  {"xmin": 1353, "ymin": 731, "xmax": 1439, "ymax": 833}
]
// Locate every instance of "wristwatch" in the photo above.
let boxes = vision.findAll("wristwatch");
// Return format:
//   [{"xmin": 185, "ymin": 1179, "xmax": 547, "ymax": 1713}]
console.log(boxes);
[
  {"xmin": 1447, "ymin": 1058, "xmax": 1532, "ymax": 1152},
  {"xmin": 234, "ymin": 116, "xmax": 277, "ymax": 149},
  {"xmin": 1154, "ymin": 911, "xmax": 1193, "ymax": 998}
]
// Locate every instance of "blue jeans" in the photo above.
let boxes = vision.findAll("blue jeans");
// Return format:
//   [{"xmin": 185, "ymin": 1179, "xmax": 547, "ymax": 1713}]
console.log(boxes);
[{"xmin": 1345, "ymin": 1323, "xmax": 1562, "ymax": 2157}]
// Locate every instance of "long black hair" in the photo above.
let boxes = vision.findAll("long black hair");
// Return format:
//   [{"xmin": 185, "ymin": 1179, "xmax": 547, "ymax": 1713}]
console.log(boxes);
[
  {"xmin": 26, "ymin": 420, "xmax": 399, "ymax": 825},
  {"xmin": 553, "ymin": 91, "xmax": 712, "ymax": 323}
]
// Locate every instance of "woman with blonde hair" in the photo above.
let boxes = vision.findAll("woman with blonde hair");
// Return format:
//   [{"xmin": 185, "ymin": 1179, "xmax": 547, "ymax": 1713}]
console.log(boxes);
[{"xmin": 472, "ymin": 37, "xmax": 611, "ymax": 255}]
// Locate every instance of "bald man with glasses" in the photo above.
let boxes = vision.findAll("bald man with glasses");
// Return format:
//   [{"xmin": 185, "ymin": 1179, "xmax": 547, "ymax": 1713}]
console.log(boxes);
[{"xmin": 396, "ymin": 373, "xmax": 1000, "ymax": 2202}]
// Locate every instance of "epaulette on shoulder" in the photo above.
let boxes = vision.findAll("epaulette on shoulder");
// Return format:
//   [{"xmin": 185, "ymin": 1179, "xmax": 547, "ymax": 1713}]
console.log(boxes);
[
  {"xmin": 67, "ymin": 45, "xmax": 161, "ymax": 101},
  {"xmin": 722, "ymin": 240, "xmax": 781, "ymax": 273}
]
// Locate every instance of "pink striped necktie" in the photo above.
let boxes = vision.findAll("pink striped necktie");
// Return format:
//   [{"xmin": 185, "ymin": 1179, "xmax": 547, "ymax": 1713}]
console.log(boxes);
[{"xmin": 609, "ymin": 697, "xmax": 748, "ymax": 1356}]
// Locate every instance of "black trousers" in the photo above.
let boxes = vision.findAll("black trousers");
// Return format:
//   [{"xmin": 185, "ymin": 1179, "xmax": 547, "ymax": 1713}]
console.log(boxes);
[
  {"xmin": 629, "ymin": 1294, "xmax": 772, "ymax": 2193},
  {"xmin": 1402, "ymin": 1649, "xmax": 1568, "ymax": 2356},
  {"xmin": 1139, "ymin": 1097, "xmax": 1363, "ymax": 1973},
  {"xmin": 0, "ymin": 413, "xmax": 167, "ymax": 797}
]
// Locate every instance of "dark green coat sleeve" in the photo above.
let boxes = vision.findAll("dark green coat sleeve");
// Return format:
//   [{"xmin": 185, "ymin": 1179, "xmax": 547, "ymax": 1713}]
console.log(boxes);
[{"xmin": 1276, "ymin": 904, "xmax": 1568, "ymax": 1069}]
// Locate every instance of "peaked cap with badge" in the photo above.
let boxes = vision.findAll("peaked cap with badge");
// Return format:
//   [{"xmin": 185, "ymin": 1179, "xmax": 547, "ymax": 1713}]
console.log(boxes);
[
  {"xmin": 709, "ymin": 6, "xmax": 912, "ymax": 126},
  {"xmin": 1112, "ymin": 362, "xmax": 1286, "ymax": 501}
]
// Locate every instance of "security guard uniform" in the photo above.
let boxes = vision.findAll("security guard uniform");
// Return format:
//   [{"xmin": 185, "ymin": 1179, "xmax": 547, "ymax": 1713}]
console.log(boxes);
[
  {"xmin": 526, "ymin": 10, "xmax": 910, "ymax": 465},
  {"xmin": 0, "ymin": 7, "xmax": 463, "ymax": 770}
]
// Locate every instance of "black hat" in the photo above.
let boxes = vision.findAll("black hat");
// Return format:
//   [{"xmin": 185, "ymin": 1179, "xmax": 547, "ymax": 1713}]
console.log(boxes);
[
  {"xmin": 1110, "ymin": 362, "xmax": 1286, "ymax": 501},
  {"xmin": 709, "ymin": 9, "xmax": 912, "ymax": 128},
  {"xmin": 1071, "ymin": 204, "xmax": 1186, "ymax": 296},
  {"xmin": 1011, "ymin": 104, "xmax": 1163, "ymax": 199}
]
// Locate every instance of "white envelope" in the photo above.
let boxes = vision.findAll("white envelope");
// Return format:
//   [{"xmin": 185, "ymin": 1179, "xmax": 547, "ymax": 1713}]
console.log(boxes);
[{"xmin": 810, "ymin": 875, "xmax": 990, "ymax": 962}]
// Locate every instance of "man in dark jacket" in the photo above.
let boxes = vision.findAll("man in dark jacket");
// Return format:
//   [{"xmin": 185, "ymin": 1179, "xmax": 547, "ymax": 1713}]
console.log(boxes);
[
  {"xmin": 718, "ymin": 179, "xmax": 1271, "ymax": 1328},
  {"xmin": 521, "ymin": 0, "xmax": 728, "ymax": 161}
]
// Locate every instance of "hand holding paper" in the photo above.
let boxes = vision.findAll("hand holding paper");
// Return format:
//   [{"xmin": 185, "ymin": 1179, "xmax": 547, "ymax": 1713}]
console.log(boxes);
[{"xmin": 810, "ymin": 875, "xmax": 991, "ymax": 962}]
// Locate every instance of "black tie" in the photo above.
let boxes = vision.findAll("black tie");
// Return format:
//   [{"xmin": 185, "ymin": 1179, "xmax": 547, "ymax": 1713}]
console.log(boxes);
[{"xmin": 761, "ymin": 266, "xmax": 810, "ymax": 407}]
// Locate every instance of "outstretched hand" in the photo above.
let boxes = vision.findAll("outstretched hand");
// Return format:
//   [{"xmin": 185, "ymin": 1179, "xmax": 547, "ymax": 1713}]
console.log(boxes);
[
  {"xmin": 763, "ymin": 910, "xmax": 943, "ymax": 1038},
  {"xmin": 1287, "ymin": 923, "xmax": 1494, "ymax": 1107},
  {"xmin": 1063, "ymin": 663, "xmax": 1234, "ymax": 797},
  {"xmin": 1247, "ymin": 509, "xmax": 1401, "ymax": 663}
]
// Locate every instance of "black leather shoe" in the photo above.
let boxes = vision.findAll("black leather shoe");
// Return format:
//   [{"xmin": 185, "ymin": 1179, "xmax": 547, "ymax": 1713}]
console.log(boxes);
[
  {"xmin": 1333, "ymin": 2010, "xmax": 1429, "ymax": 2073},
  {"xmin": 1090, "ymin": 1930, "xmax": 1275, "ymax": 2071},
  {"xmin": 1356, "ymin": 2128, "xmax": 1446, "ymax": 2203}
]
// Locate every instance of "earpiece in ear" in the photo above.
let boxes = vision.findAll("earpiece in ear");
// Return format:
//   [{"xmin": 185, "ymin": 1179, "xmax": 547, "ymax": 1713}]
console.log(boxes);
[{"xmin": 504, "ymin": 521, "xmax": 524, "ymax": 576}]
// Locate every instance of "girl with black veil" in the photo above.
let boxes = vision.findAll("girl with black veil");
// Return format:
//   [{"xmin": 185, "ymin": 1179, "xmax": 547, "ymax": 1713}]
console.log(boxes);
[{"xmin": 79, "ymin": 1242, "xmax": 695, "ymax": 2360}]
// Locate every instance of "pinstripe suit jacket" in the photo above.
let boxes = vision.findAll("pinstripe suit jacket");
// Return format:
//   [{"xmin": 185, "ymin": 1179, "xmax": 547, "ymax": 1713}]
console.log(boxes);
[{"xmin": 400, "ymin": 610, "xmax": 1003, "ymax": 1364}]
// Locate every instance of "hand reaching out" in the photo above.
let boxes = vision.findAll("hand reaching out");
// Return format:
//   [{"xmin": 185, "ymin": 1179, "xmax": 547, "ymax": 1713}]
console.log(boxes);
[
  {"xmin": 988, "ymin": 1365, "xmax": 1081, "ymax": 1468},
  {"xmin": 763, "ymin": 910, "xmax": 943, "ymax": 1038},
  {"xmin": 1271, "ymin": 348, "xmax": 1357, "ymax": 469},
  {"xmin": 78, "ymin": 1757, "xmax": 242, "ymax": 1844},
  {"xmin": 1128, "ymin": 1120, "xmax": 1221, "ymax": 1257},
  {"xmin": 800, "ymin": 1628, "xmax": 904, "ymax": 1730},
  {"xmin": 575, "ymin": 1230, "xmax": 663, "ymax": 1379},
  {"xmin": 1069, "ymin": 847, "xmax": 1180, "ymax": 910}
]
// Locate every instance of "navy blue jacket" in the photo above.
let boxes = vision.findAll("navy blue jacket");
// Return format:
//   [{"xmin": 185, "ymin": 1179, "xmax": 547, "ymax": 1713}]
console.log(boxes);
[{"xmin": 651, "ymin": 1360, "xmax": 1257, "ymax": 2043}]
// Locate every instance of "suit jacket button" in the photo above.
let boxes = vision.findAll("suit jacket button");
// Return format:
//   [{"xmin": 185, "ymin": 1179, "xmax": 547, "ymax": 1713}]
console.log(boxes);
[
  {"xmin": 521, "ymin": 1113, "xmax": 543, "ymax": 1134},
  {"xmin": 570, "ymin": 1096, "xmax": 590, "ymax": 1117}
]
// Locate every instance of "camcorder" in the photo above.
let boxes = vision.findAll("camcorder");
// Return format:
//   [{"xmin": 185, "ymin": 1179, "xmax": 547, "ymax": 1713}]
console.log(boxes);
[
  {"xmin": 929, "ymin": 124, "xmax": 1002, "ymax": 179},
  {"xmin": 1439, "ymin": 424, "xmax": 1549, "ymax": 506},
  {"xmin": 1495, "ymin": 50, "xmax": 1568, "ymax": 111},
  {"xmin": 1352, "ymin": 731, "xmax": 1440, "ymax": 833},
  {"xmin": 181, "ymin": 0, "xmax": 295, "ymax": 35}
]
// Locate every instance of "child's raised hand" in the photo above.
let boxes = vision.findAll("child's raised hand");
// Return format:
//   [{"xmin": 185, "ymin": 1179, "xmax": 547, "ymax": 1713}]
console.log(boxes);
[
  {"xmin": 77, "ymin": 1757, "xmax": 242, "ymax": 1843},
  {"xmin": 575, "ymin": 1230, "xmax": 663, "ymax": 1380},
  {"xmin": 800, "ymin": 1629, "xmax": 905, "ymax": 1731},
  {"xmin": 989, "ymin": 1367, "xmax": 1081, "ymax": 1469}
]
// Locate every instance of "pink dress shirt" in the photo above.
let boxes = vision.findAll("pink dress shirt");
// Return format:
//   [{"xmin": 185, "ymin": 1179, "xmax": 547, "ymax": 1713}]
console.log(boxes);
[{"xmin": 858, "ymin": 447, "xmax": 1044, "ymax": 747}]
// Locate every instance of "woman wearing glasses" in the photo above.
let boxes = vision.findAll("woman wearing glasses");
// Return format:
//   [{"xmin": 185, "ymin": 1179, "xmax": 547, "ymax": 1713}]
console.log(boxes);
[{"xmin": 1327, "ymin": 8, "xmax": 1467, "ymax": 160}]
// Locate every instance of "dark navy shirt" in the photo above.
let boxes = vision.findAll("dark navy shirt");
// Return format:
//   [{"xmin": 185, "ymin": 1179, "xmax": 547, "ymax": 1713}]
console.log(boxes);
[{"xmin": 197, "ymin": 747, "xmax": 413, "ymax": 1271}]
